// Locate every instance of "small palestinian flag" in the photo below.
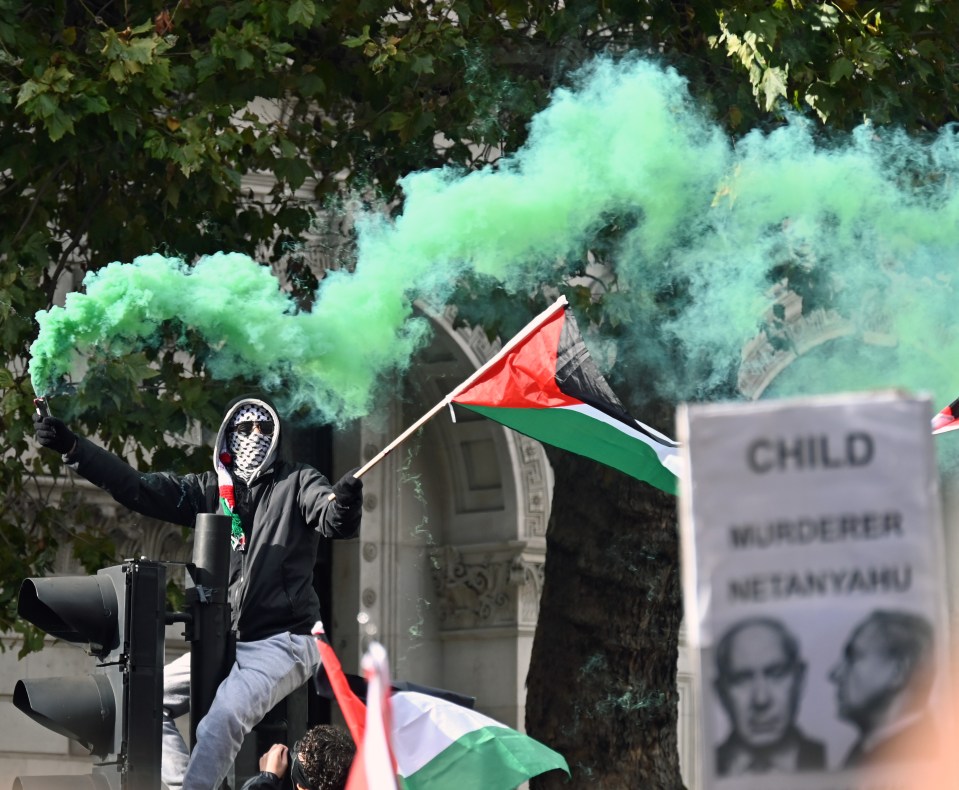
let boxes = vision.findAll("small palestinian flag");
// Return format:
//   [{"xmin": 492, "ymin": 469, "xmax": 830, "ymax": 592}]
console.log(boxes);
[
  {"xmin": 317, "ymin": 632, "xmax": 569, "ymax": 790},
  {"xmin": 932, "ymin": 396, "xmax": 959, "ymax": 435},
  {"xmin": 448, "ymin": 297, "xmax": 680, "ymax": 495}
]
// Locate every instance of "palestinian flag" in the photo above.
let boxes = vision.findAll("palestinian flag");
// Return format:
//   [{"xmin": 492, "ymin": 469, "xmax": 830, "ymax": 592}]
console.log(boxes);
[
  {"xmin": 448, "ymin": 297, "xmax": 680, "ymax": 494},
  {"xmin": 316, "ymin": 629, "xmax": 568, "ymax": 790},
  {"xmin": 391, "ymin": 691, "xmax": 569, "ymax": 790},
  {"xmin": 932, "ymin": 396, "xmax": 959, "ymax": 435}
]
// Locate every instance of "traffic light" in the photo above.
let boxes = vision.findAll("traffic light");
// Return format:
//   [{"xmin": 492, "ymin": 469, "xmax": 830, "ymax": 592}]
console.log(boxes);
[{"xmin": 13, "ymin": 559, "xmax": 166, "ymax": 790}]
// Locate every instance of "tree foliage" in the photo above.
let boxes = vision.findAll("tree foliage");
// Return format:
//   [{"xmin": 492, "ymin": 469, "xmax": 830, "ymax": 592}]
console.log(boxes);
[{"xmin": 3, "ymin": 0, "xmax": 959, "ymax": 784}]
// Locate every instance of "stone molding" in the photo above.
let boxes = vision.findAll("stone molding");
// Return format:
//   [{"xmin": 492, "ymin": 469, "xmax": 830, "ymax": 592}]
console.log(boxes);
[
  {"xmin": 429, "ymin": 542, "xmax": 546, "ymax": 632},
  {"xmin": 738, "ymin": 286, "xmax": 896, "ymax": 400}
]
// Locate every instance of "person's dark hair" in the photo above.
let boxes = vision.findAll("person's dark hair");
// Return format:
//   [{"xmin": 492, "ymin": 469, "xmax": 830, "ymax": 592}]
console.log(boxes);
[
  {"xmin": 292, "ymin": 724, "xmax": 355, "ymax": 790},
  {"xmin": 715, "ymin": 616, "xmax": 801, "ymax": 681}
]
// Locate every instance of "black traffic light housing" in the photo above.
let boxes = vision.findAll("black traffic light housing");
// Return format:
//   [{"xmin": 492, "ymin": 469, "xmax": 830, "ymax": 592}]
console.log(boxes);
[{"xmin": 13, "ymin": 559, "xmax": 166, "ymax": 789}]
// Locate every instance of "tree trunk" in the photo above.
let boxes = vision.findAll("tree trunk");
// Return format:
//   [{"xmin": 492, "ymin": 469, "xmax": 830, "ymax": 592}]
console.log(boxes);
[{"xmin": 526, "ymin": 450, "xmax": 685, "ymax": 788}]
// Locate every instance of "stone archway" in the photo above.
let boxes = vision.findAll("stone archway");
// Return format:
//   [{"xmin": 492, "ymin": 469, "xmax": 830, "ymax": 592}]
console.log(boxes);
[{"xmin": 738, "ymin": 286, "xmax": 892, "ymax": 401}]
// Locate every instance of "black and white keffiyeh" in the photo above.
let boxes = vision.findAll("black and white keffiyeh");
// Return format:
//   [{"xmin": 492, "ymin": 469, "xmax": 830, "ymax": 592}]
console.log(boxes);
[{"xmin": 228, "ymin": 403, "xmax": 273, "ymax": 482}]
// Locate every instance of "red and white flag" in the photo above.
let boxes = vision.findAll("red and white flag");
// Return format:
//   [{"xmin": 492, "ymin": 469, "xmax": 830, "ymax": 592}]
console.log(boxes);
[
  {"xmin": 312, "ymin": 621, "xmax": 367, "ymax": 745},
  {"xmin": 346, "ymin": 641, "xmax": 398, "ymax": 790},
  {"xmin": 932, "ymin": 396, "xmax": 959, "ymax": 434}
]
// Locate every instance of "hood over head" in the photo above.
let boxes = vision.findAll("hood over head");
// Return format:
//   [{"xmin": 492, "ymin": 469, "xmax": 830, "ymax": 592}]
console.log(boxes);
[{"xmin": 214, "ymin": 395, "xmax": 281, "ymax": 484}]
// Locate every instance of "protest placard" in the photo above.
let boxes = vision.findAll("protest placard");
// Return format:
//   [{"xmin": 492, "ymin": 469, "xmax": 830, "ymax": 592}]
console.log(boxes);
[{"xmin": 678, "ymin": 391, "xmax": 951, "ymax": 790}]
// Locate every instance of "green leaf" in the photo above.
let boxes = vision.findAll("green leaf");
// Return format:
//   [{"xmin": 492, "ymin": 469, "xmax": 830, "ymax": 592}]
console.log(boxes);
[
  {"xmin": 288, "ymin": 0, "xmax": 316, "ymax": 27},
  {"xmin": 297, "ymin": 72, "xmax": 326, "ymax": 95},
  {"xmin": 274, "ymin": 157, "xmax": 314, "ymax": 190},
  {"xmin": 760, "ymin": 66, "xmax": 788, "ymax": 110},
  {"xmin": 828, "ymin": 57, "xmax": 854, "ymax": 84},
  {"xmin": 411, "ymin": 54, "xmax": 434, "ymax": 75},
  {"xmin": 343, "ymin": 26, "xmax": 371, "ymax": 48},
  {"xmin": 206, "ymin": 5, "xmax": 230, "ymax": 29},
  {"xmin": 234, "ymin": 49, "xmax": 255, "ymax": 70},
  {"xmin": 108, "ymin": 107, "xmax": 138, "ymax": 139},
  {"xmin": 165, "ymin": 179, "xmax": 182, "ymax": 209},
  {"xmin": 80, "ymin": 95, "xmax": 111, "ymax": 115},
  {"xmin": 125, "ymin": 38, "xmax": 160, "ymax": 65},
  {"xmin": 746, "ymin": 12, "xmax": 778, "ymax": 46},
  {"xmin": 46, "ymin": 110, "xmax": 74, "ymax": 141},
  {"xmin": 107, "ymin": 59, "xmax": 127, "ymax": 83},
  {"xmin": 16, "ymin": 79, "xmax": 45, "ymax": 108}
]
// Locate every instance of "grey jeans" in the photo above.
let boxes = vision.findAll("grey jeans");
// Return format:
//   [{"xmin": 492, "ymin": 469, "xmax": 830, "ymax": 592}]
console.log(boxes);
[{"xmin": 161, "ymin": 632, "xmax": 319, "ymax": 790}]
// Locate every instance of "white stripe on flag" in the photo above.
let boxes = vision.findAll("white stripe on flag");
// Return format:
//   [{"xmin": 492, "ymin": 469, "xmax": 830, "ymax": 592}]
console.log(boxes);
[
  {"xmin": 560, "ymin": 403, "xmax": 682, "ymax": 473},
  {"xmin": 392, "ymin": 691, "xmax": 513, "ymax": 777}
]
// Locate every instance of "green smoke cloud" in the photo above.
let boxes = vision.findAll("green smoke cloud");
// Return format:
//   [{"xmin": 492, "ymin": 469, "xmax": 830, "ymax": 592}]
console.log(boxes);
[
  {"xmin": 29, "ymin": 252, "xmax": 432, "ymax": 423},
  {"xmin": 29, "ymin": 57, "xmax": 959, "ymax": 425}
]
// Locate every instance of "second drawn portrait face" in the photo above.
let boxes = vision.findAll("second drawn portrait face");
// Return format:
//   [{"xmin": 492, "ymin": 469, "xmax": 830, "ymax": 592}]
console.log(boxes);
[{"xmin": 829, "ymin": 610, "xmax": 937, "ymax": 768}]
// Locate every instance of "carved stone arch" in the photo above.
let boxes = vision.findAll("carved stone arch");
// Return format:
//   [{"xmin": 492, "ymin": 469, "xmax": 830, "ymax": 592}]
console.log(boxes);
[{"xmin": 737, "ymin": 286, "xmax": 896, "ymax": 400}]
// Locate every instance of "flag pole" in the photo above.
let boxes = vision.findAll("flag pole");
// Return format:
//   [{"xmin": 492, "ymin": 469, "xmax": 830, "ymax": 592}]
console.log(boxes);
[{"xmin": 337, "ymin": 296, "xmax": 569, "ymax": 490}]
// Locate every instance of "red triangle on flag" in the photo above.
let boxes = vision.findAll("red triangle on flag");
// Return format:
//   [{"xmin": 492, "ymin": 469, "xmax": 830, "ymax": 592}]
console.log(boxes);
[{"xmin": 932, "ymin": 397, "xmax": 959, "ymax": 435}]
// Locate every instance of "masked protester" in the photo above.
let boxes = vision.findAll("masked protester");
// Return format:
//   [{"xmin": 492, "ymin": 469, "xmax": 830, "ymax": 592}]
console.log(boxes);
[{"xmin": 33, "ymin": 396, "xmax": 363, "ymax": 790}]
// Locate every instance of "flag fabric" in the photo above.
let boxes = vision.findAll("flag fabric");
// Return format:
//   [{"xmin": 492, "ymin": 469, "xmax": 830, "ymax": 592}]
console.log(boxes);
[
  {"xmin": 449, "ymin": 297, "xmax": 681, "ymax": 494},
  {"xmin": 932, "ymin": 396, "xmax": 959, "ymax": 434},
  {"xmin": 347, "ymin": 642, "xmax": 399, "ymax": 790},
  {"xmin": 391, "ymin": 690, "xmax": 569, "ymax": 790},
  {"xmin": 318, "ymin": 633, "xmax": 569, "ymax": 790},
  {"xmin": 312, "ymin": 621, "xmax": 367, "ymax": 745}
]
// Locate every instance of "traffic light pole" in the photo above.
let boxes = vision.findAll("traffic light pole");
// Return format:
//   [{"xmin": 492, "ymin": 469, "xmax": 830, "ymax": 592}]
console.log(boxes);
[{"xmin": 187, "ymin": 513, "xmax": 234, "ymax": 750}]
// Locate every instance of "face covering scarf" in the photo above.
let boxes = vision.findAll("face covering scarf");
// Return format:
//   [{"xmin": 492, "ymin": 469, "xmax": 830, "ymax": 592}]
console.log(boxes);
[
  {"xmin": 228, "ymin": 403, "xmax": 274, "ymax": 482},
  {"xmin": 216, "ymin": 402, "xmax": 276, "ymax": 551}
]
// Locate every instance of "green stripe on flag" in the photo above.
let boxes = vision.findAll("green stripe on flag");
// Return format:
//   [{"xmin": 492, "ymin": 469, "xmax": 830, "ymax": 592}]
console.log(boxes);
[
  {"xmin": 400, "ymin": 725, "xmax": 568, "ymax": 790},
  {"xmin": 461, "ymin": 404, "xmax": 678, "ymax": 494}
]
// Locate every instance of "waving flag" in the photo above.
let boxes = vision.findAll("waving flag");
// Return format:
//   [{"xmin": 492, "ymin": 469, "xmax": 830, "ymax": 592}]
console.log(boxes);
[
  {"xmin": 347, "ymin": 642, "xmax": 399, "ymax": 790},
  {"xmin": 391, "ymin": 690, "xmax": 569, "ymax": 790},
  {"xmin": 345, "ymin": 297, "xmax": 679, "ymax": 496},
  {"xmin": 449, "ymin": 296, "xmax": 680, "ymax": 494},
  {"xmin": 932, "ymin": 396, "xmax": 959, "ymax": 435},
  {"xmin": 316, "ymin": 628, "xmax": 568, "ymax": 789},
  {"xmin": 313, "ymin": 621, "xmax": 367, "ymax": 745}
]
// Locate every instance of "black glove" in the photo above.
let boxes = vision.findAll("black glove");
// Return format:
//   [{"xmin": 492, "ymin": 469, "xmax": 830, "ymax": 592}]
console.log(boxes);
[
  {"xmin": 34, "ymin": 414, "xmax": 77, "ymax": 455},
  {"xmin": 331, "ymin": 467, "xmax": 363, "ymax": 508}
]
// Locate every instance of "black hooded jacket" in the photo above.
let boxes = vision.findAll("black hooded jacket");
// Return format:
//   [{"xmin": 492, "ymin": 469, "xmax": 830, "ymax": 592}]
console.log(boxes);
[{"xmin": 65, "ymin": 397, "xmax": 360, "ymax": 642}]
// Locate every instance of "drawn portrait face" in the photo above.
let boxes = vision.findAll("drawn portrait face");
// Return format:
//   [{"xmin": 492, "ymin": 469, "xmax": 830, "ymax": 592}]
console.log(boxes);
[
  {"xmin": 830, "ymin": 620, "xmax": 903, "ymax": 725},
  {"xmin": 717, "ymin": 622, "xmax": 805, "ymax": 749}
]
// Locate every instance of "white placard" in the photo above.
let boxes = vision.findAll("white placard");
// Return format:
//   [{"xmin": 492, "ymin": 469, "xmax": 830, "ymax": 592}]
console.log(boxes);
[{"xmin": 678, "ymin": 391, "xmax": 951, "ymax": 790}]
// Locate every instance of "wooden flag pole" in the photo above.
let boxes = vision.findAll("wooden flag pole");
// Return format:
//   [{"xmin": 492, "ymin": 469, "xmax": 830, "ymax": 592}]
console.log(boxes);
[{"xmin": 328, "ymin": 295, "xmax": 569, "ymax": 500}]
